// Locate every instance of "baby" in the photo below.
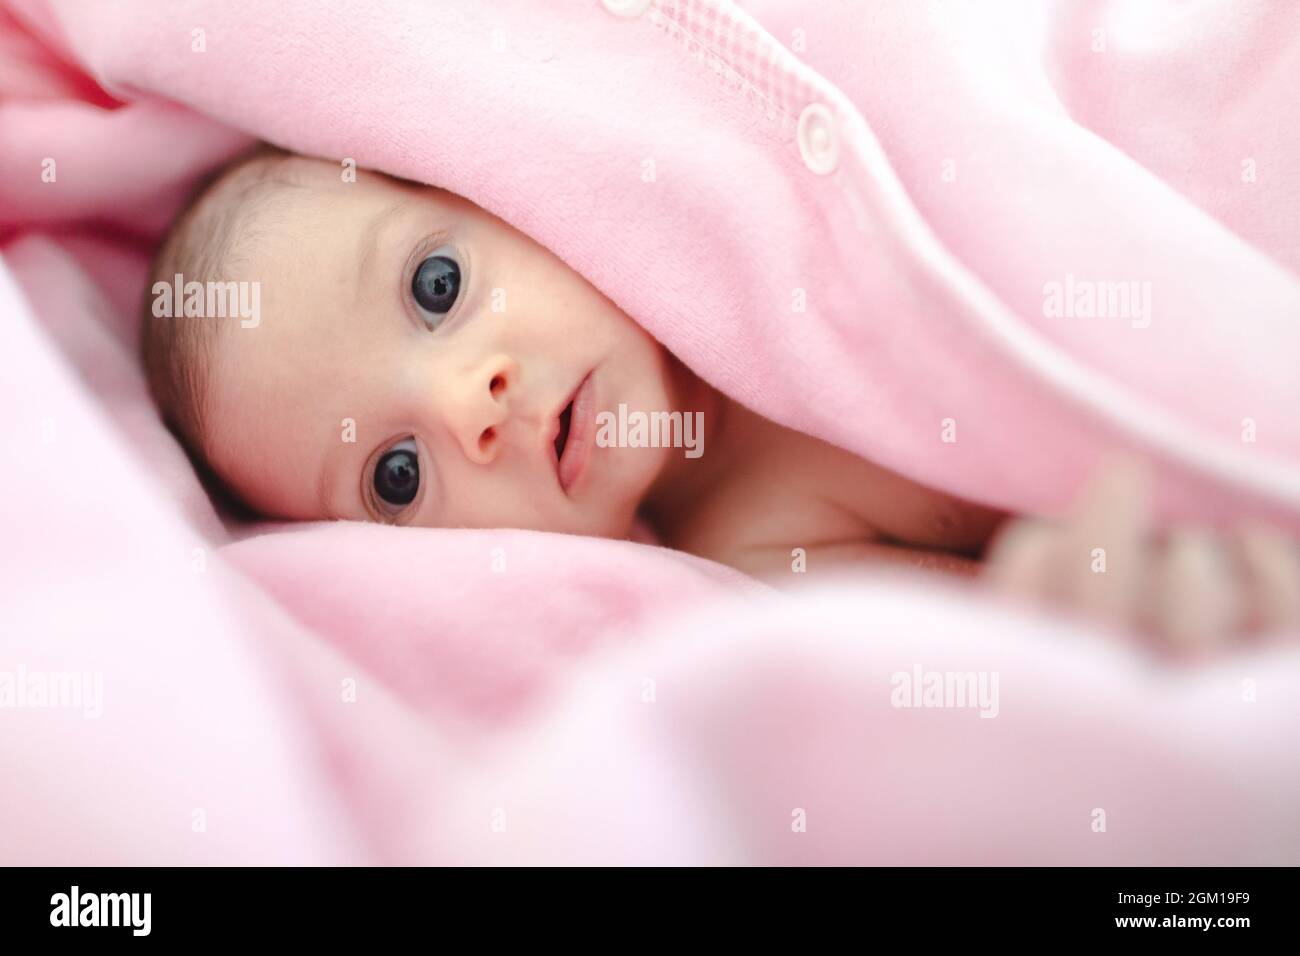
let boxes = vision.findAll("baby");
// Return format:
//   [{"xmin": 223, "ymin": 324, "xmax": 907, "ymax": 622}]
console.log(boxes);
[{"xmin": 142, "ymin": 148, "xmax": 1299, "ymax": 649}]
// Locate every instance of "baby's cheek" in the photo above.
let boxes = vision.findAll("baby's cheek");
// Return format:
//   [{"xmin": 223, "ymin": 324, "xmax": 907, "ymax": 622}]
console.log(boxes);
[{"xmin": 624, "ymin": 442, "xmax": 674, "ymax": 508}]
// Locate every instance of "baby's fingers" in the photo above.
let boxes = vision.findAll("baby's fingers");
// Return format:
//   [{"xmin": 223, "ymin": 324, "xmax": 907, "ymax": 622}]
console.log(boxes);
[
  {"xmin": 1152, "ymin": 531, "xmax": 1239, "ymax": 657},
  {"xmin": 1054, "ymin": 459, "xmax": 1149, "ymax": 629},
  {"xmin": 984, "ymin": 517, "xmax": 1058, "ymax": 597},
  {"xmin": 1234, "ymin": 525, "xmax": 1300, "ymax": 637}
]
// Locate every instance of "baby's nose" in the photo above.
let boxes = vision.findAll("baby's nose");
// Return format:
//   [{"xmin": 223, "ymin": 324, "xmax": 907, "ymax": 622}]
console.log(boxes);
[{"xmin": 450, "ymin": 354, "xmax": 517, "ymax": 465}]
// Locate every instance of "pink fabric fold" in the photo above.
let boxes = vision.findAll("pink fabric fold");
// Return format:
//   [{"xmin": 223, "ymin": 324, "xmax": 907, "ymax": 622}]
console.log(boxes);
[{"xmin": 2, "ymin": 0, "xmax": 1298, "ymax": 864}]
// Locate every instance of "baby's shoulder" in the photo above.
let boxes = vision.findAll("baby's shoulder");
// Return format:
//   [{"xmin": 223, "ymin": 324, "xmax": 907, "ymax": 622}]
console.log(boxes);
[{"xmin": 668, "ymin": 454, "xmax": 875, "ymax": 571}]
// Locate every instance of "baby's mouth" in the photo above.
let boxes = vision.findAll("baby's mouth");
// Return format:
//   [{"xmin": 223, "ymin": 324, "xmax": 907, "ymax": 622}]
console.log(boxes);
[
  {"xmin": 552, "ymin": 370, "xmax": 596, "ymax": 495},
  {"xmin": 554, "ymin": 401, "xmax": 573, "ymax": 461}
]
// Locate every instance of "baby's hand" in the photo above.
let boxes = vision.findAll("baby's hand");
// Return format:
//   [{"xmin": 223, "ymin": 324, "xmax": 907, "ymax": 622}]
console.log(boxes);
[{"xmin": 984, "ymin": 462, "xmax": 1300, "ymax": 655}]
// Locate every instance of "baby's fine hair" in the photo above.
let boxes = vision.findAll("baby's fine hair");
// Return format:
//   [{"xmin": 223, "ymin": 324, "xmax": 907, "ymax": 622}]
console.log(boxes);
[{"xmin": 139, "ymin": 144, "xmax": 296, "ymax": 484}]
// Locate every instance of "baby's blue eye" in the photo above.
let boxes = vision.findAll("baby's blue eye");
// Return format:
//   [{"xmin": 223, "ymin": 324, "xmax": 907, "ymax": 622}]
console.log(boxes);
[
  {"xmin": 412, "ymin": 253, "xmax": 460, "ymax": 323},
  {"xmin": 374, "ymin": 438, "xmax": 419, "ymax": 509}
]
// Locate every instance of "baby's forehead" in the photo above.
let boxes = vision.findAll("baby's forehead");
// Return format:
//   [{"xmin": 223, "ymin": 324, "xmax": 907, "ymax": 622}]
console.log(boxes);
[
  {"xmin": 211, "ymin": 155, "xmax": 329, "ymax": 226},
  {"xmin": 223, "ymin": 156, "xmax": 441, "ymax": 239},
  {"xmin": 196, "ymin": 156, "xmax": 363, "ymax": 278}
]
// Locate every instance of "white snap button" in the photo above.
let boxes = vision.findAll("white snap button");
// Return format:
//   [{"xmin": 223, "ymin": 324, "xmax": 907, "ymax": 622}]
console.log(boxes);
[
  {"xmin": 797, "ymin": 103, "xmax": 840, "ymax": 176},
  {"xmin": 601, "ymin": 0, "xmax": 653, "ymax": 18}
]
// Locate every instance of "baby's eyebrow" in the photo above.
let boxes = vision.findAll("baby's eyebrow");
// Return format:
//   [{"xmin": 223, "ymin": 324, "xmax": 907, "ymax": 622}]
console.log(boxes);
[{"xmin": 353, "ymin": 200, "xmax": 408, "ymax": 301}]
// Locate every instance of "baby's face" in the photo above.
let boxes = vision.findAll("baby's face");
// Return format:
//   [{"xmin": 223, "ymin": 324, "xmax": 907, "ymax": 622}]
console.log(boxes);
[{"xmin": 204, "ymin": 156, "xmax": 687, "ymax": 538}]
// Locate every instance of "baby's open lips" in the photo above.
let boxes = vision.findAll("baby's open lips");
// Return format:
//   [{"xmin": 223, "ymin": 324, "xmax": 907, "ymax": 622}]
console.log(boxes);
[
  {"xmin": 554, "ymin": 401, "xmax": 573, "ymax": 461},
  {"xmin": 548, "ymin": 371, "xmax": 595, "ymax": 494},
  {"xmin": 548, "ymin": 381, "xmax": 580, "ymax": 481}
]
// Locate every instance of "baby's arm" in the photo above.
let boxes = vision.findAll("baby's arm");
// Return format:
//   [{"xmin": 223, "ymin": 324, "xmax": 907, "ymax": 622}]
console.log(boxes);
[{"xmin": 735, "ymin": 537, "xmax": 983, "ymax": 582}]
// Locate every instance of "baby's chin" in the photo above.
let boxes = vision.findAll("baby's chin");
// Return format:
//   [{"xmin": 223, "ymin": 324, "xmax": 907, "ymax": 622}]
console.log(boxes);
[
  {"xmin": 563, "ymin": 492, "xmax": 644, "ymax": 541},
  {"xmin": 545, "ymin": 447, "xmax": 666, "ymax": 540}
]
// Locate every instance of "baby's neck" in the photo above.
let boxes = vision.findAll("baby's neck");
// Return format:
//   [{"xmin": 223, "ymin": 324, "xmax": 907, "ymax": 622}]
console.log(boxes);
[
  {"xmin": 640, "ymin": 386, "xmax": 1008, "ymax": 569},
  {"xmin": 639, "ymin": 386, "xmax": 770, "ymax": 548}
]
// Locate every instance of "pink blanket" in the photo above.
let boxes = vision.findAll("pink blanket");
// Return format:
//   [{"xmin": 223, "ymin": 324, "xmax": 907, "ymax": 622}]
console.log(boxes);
[{"xmin": 2, "ymin": 0, "xmax": 1299, "ymax": 864}]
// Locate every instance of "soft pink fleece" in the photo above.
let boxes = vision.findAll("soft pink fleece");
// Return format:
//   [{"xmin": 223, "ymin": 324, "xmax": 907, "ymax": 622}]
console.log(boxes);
[{"xmin": 1, "ymin": 0, "xmax": 1298, "ymax": 864}]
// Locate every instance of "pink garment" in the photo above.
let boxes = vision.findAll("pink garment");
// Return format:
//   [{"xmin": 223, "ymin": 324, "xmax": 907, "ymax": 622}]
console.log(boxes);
[{"xmin": 1, "ymin": 0, "xmax": 1298, "ymax": 864}]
